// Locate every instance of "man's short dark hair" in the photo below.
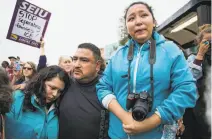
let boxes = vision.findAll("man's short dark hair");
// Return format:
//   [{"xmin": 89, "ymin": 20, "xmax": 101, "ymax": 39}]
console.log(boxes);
[{"xmin": 78, "ymin": 43, "xmax": 101, "ymax": 61}]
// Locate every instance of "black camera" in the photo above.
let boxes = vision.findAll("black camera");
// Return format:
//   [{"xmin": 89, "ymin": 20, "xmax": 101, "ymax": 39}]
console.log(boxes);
[{"xmin": 126, "ymin": 91, "xmax": 152, "ymax": 121}]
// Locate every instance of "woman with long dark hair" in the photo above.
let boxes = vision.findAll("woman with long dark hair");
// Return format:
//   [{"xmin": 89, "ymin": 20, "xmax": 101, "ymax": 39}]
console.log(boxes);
[
  {"xmin": 5, "ymin": 65, "xmax": 70, "ymax": 139},
  {"xmin": 0, "ymin": 68, "xmax": 13, "ymax": 139}
]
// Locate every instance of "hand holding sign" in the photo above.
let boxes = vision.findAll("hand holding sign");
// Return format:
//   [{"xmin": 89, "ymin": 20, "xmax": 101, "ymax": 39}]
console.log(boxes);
[
  {"xmin": 7, "ymin": 0, "xmax": 51, "ymax": 48},
  {"xmin": 39, "ymin": 37, "xmax": 45, "ymax": 56},
  {"xmin": 40, "ymin": 37, "xmax": 45, "ymax": 48}
]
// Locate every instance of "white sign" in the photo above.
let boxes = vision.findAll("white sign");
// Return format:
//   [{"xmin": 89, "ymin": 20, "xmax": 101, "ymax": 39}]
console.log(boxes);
[{"xmin": 7, "ymin": 0, "xmax": 51, "ymax": 48}]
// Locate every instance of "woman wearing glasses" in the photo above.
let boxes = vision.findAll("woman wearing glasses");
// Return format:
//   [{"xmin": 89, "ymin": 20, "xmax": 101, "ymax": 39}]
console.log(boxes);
[
  {"xmin": 22, "ymin": 62, "xmax": 36, "ymax": 81},
  {"xmin": 13, "ymin": 61, "xmax": 36, "ymax": 90}
]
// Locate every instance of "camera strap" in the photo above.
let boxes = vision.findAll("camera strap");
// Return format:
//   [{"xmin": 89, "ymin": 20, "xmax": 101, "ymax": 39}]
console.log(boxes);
[
  {"xmin": 127, "ymin": 42, "xmax": 134, "ymax": 95},
  {"xmin": 127, "ymin": 37, "xmax": 156, "ymax": 110},
  {"xmin": 149, "ymin": 38, "xmax": 156, "ymax": 110}
]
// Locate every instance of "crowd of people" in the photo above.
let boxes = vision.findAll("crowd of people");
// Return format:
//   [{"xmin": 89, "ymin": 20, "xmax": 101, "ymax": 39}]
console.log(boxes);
[{"xmin": 0, "ymin": 1, "xmax": 211, "ymax": 139}]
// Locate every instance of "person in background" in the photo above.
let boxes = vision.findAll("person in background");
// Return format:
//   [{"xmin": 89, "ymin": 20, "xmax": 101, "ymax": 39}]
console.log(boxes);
[
  {"xmin": 16, "ymin": 56, "xmax": 20, "ymax": 64},
  {"xmin": 1, "ymin": 61, "xmax": 13, "ymax": 81},
  {"xmin": 182, "ymin": 24, "xmax": 211, "ymax": 139},
  {"xmin": 36, "ymin": 38, "xmax": 73, "ymax": 76},
  {"xmin": 59, "ymin": 43, "xmax": 109, "ymax": 139},
  {"xmin": 5, "ymin": 65, "xmax": 70, "ymax": 139},
  {"xmin": 13, "ymin": 62, "xmax": 36, "ymax": 91},
  {"xmin": 1, "ymin": 61, "xmax": 9, "ymax": 71},
  {"xmin": 96, "ymin": 1, "xmax": 197, "ymax": 139},
  {"xmin": 15, "ymin": 56, "xmax": 25, "ymax": 67},
  {"xmin": 22, "ymin": 62, "xmax": 36, "ymax": 82},
  {"xmin": 11, "ymin": 62, "xmax": 23, "ymax": 88},
  {"xmin": 0, "ymin": 68, "xmax": 13, "ymax": 139},
  {"xmin": 8, "ymin": 56, "xmax": 16, "ymax": 68},
  {"xmin": 58, "ymin": 56, "xmax": 73, "ymax": 77}
]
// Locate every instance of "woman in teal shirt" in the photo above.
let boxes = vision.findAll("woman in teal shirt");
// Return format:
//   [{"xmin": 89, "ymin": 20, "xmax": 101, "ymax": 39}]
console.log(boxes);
[
  {"xmin": 5, "ymin": 65, "xmax": 70, "ymax": 138},
  {"xmin": 96, "ymin": 1, "xmax": 197, "ymax": 139}
]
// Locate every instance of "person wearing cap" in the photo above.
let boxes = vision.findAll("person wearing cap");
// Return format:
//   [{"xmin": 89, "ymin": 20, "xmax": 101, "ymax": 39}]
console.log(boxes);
[{"xmin": 8, "ymin": 56, "xmax": 17, "ymax": 68}]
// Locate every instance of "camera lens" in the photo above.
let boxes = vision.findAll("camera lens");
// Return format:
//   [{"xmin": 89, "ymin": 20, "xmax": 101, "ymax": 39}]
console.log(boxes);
[
  {"xmin": 132, "ymin": 99, "xmax": 148, "ymax": 121},
  {"xmin": 132, "ymin": 110, "xmax": 145, "ymax": 121}
]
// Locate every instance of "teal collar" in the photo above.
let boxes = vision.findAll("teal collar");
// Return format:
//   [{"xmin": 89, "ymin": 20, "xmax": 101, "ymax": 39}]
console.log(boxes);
[
  {"xmin": 30, "ymin": 95, "xmax": 56, "ymax": 114},
  {"xmin": 125, "ymin": 38, "xmax": 151, "ymax": 52}
]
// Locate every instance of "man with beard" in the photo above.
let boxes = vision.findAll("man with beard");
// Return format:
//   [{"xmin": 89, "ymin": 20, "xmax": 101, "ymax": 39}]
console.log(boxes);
[
  {"xmin": 59, "ymin": 43, "xmax": 108, "ymax": 139},
  {"xmin": 182, "ymin": 24, "xmax": 211, "ymax": 139}
]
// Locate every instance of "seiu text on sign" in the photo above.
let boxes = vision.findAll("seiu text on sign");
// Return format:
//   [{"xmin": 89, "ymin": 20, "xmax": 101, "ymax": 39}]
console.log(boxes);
[{"xmin": 20, "ymin": 1, "xmax": 49, "ymax": 19}]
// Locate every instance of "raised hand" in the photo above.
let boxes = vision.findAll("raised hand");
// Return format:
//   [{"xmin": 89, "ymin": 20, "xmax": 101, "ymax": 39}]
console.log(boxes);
[{"xmin": 196, "ymin": 40, "xmax": 210, "ymax": 60}]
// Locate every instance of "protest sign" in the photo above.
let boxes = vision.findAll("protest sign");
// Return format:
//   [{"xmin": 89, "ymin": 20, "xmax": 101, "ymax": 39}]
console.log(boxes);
[{"xmin": 6, "ymin": 0, "xmax": 51, "ymax": 48}]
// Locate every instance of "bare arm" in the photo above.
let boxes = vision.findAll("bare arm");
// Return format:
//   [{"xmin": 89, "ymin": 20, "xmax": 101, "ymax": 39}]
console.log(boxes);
[
  {"xmin": 108, "ymin": 99, "xmax": 130, "ymax": 124},
  {"xmin": 123, "ymin": 113, "xmax": 161, "ymax": 134},
  {"xmin": 40, "ymin": 39, "xmax": 45, "ymax": 56},
  {"xmin": 37, "ymin": 38, "xmax": 47, "ymax": 72}
]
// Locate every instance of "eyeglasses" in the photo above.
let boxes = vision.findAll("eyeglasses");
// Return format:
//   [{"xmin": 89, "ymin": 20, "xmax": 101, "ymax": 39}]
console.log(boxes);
[{"xmin": 23, "ymin": 67, "xmax": 32, "ymax": 70}]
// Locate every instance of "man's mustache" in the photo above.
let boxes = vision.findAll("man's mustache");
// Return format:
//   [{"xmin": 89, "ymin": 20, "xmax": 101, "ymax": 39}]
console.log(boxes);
[{"xmin": 73, "ymin": 68, "xmax": 82, "ymax": 73}]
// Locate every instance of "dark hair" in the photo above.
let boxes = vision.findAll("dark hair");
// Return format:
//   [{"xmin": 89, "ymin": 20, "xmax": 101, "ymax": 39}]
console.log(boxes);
[
  {"xmin": 78, "ymin": 43, "xmax": 101, "ymax": 61},
  {"xmin": 23, "ymin": 65, "xmax": 70, "ymax": 112},
  {"xmin": 124, "ymin": 1, "xmax": 156, "ymax": 23},
  {"xmin": 1, "ymin": 61, "xmax": 9, "ymax": 69},
  {"xmin": 119, "ymin": 1, "xmax": 157, "ymax": 45},
  {"xmin": 23, "ymin": 61, "xmax": 37, "ymax": 77},
  {"xmin": 98, "ymin": 57, "xmax": 106, "ymax": 75},
  {"xmin": 0, "ymin": 68, "xmax": 13, "ymax": 114}
]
